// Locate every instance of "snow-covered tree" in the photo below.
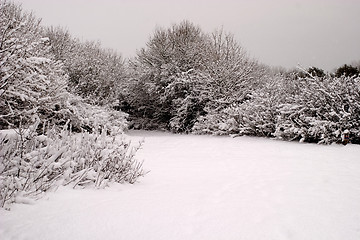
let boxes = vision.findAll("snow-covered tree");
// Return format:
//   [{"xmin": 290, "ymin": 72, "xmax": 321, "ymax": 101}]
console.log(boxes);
[
  {"xmin": 165, "ymin": 69, "xmax": 210, "ymax": 132},
  {"xmin": 192, "ymin": 29, "xmax": 267, "ymax": 134},
  {"xmin": 335, "ymin": 64, "xmax": 359, "ymax": 78},
  {"xmin": 0, "ymin": 0, "xmax": 70, "ymax": 129},
  {"xmin": 204, "ymin": 29, "xmax": 264, "ymax": 106},
  {"xmin": 125, "ymin": 22, "xmax": 265, "ymax": 132},
  {"xmin": 307, "ymin": 66, "xmax": 326, "ymax": 78},
  {"xmin": 44, "ymin": 27, "xmax": 127, "ymax": 106},
  {"xmin": 126, "ymin": 21, "xmax": 209, "ymax": 130}
]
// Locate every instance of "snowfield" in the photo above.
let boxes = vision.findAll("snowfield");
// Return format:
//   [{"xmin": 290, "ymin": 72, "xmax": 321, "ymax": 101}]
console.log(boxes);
[{"xmin": 1, "ymin": 130, "xmax": 360, "ymax": 240}]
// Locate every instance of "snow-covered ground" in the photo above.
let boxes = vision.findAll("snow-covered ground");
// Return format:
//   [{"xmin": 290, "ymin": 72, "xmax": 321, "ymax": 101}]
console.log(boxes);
[{"xmin": 1, "ymin": 130, "xmax": 360, "ymax": 240}]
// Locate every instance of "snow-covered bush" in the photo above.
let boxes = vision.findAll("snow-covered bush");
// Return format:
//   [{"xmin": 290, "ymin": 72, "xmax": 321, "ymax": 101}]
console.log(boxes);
[
  {"xmin": 0, "ymin": 123, "xmax": 146, "ymax": 208},
  {"xmin": 192, "ymin": 107, "xmax": 234, "ymax": 135},
  {"xmin": 274, "ymin": 74, "xmax": 360, "ymax": 144},
  {"xmin": 194, "ymin": 69, "xmax": 360, "ymax": 144},
  {"xmin": 193, "ymin": 74, "xmax": 279, "ymax": 137},
  {"xmin": 61, "ymin": 96, "xmax": 129, "ymax": 134},
  {"xmin": 192, "ymin": 96, "xmax": 273, "ymax": 136}
]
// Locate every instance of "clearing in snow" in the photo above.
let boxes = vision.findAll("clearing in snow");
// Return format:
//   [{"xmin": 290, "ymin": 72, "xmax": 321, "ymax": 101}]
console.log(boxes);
[{"xmin": 0, "ymin": 131, "xmax": 359, "ymax": 240}]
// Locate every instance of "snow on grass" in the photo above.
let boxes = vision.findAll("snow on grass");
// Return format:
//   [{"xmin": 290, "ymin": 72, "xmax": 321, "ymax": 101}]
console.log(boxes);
[{"xmin": 1, "ymin": 130, "xmax": 360, "ymax": 240}]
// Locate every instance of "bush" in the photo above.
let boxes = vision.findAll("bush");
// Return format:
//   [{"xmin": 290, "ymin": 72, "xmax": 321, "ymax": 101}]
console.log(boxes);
[
  {"xmin": 63, "ymin": 97, "xmax": 129, "ymax": 134},
  {"xmin": 193, "ymin": 74, "xmax": 279, "ymax": 137},
  {"xmin": 0, "ymin": 122, "xmax": 147, "ymax": 208},
  {"xmin": 274, "ymin": 75, "xmax": 360, "ymax": 144},
  {"xmin": 194, "ymin": 69, "xmax": 360, "ymax": 145}
]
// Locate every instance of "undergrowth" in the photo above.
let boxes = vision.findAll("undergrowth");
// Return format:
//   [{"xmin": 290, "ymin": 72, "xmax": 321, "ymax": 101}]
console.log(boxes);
[{"xmin": 0, "ymin": 122, "xmax": 147, "ymax": 208}]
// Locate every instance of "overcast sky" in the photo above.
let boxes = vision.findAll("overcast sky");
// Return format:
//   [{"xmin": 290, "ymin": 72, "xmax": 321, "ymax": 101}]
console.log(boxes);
[{"xmin": 16, "ymin": 0, "xmax": 360, "ymax": 71}]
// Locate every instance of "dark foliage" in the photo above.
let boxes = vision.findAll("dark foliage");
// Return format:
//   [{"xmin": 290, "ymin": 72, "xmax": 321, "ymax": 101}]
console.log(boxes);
[{"xmin": 335, "ymin": 64, "xmax": 359, "ymax": 78}]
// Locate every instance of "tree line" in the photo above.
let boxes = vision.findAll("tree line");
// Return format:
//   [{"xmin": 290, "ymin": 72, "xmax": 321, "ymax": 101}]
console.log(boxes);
[{"xmin": 1, "ymin": 0, "xmax": 359, "ymax": 144}]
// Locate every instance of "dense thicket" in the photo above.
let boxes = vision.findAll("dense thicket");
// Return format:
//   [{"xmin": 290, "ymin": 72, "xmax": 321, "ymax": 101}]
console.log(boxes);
[
  {"xmin": 121, "ymin": 22, "xmax": 359, "ymax": 144},
  {"xmin": 1, "ymin": 1, "xmax": 359, "ymax": 146},
  {"xmin": 121, "ymin": 21, "xmax": 359, "ymax": 144},
  {"xmin": 274, "ymin": 73, "xmax": 360, "ymax": 144},
  {"xmin": 193, "ymin": 70, "xmax": 360, "ymax": 144}
]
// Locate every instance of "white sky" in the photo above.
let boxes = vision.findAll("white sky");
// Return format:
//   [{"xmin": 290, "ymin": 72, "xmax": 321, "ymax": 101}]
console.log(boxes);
[{"xmin": 16, "ymin": 0, "xmax": 360, "ymax": 72}]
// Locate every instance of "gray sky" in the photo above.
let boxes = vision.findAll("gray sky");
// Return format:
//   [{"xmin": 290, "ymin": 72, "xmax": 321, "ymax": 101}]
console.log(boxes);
[{"xmin": 16, "ymin": 0, "xmax": 360, "ymax": 72}]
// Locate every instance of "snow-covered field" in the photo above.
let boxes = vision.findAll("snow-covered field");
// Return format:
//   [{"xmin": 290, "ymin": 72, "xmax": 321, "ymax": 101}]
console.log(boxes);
[{"xmin": 1, "ymin": 130, "xmax": 360, "ymax": 240}]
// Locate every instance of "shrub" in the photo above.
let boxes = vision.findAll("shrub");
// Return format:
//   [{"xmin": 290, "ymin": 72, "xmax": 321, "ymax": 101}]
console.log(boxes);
[
  {"xmin": 274, "ymin": 75, "xmax": 360, "ymax": 144},
  {"xmin": 0, "ymin": 122, "xmax": 147, "ymax": 208}
]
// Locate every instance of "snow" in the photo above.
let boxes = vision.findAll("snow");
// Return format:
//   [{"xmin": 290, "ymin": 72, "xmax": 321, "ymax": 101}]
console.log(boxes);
[
  {"xmin": 27, "ymin": 57, "xmax": 51, "ymax": 64},
  {"xmin": 0, "ymin": 130, "xmax": 18, "ymax": 142},
  {"xmin": 1, "ymin": 130, "xmax": 360, "ymax": 240}
]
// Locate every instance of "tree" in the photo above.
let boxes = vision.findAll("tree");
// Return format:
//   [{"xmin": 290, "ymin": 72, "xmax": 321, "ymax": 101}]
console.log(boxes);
[
  {"xmin": 126, "ymin": 22, "xmax": 265, "ymax": 132},
  {"xmin": 308, "ymin": 66, "xmax": 325, "ymax": 78},
  {"xmin": 126, "ymin": 21, "xmax": 210, "ymax": 131},
  {"xmin": 191, "ymin": 29, "xmax": 266, "ymax": 134},
  {"xmin": 44, "ymin": 27, "xmax": 127, "ymax": 106},
  {"xmin": 202, "ymin": 29, "xmax": 265, "ymax": 108},
  {"xmin": 335, "ymin": 64, "xmax": 359, "ymax": 78},
  {"xmin": 0, "ymin": 1, "xmax": 69, "ymax": 129}
]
